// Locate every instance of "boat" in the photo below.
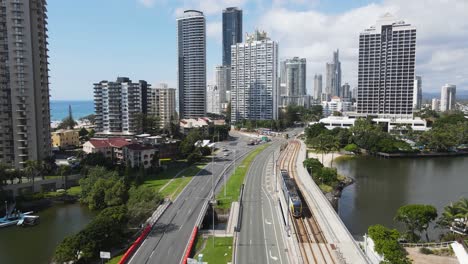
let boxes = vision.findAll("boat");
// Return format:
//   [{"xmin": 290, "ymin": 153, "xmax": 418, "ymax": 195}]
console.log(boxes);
[{"xmin": 0, "ymin": 203, "xmax": 40, "ymax": 228}]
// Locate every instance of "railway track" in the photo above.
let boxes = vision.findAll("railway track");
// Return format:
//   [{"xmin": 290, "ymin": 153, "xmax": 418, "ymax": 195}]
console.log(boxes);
[{"xmin": 278, "ymin": 140, "xmax": 337, "ymax": 264}]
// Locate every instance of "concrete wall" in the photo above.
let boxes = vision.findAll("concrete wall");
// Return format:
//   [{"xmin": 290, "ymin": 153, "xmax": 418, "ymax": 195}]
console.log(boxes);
[{"xmin": 2, "ymin": 174, "xmax": 82, "ymax": 197}]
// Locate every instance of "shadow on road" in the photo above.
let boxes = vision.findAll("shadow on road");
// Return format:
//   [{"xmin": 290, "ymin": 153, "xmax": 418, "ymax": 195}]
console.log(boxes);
[{"xmin": 149, "ymin": 223, "xmax": 179, "ymax": 235}]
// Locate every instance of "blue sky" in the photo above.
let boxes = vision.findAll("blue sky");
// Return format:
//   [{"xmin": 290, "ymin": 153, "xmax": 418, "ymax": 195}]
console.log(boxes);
[{"xmin": 48, "ymin": 0, "xmax": 467, "ymax": 100}]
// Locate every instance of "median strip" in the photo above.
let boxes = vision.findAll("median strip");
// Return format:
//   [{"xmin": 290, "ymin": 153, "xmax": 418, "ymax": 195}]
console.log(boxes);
[{"xmin": 216, "ymin": 144, "xmax": 270, "ymax": 210}]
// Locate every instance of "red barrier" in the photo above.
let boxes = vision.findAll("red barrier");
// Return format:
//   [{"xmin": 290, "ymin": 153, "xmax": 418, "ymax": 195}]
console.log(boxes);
[
  {"xmin": 182, "ymin": 227, "xmax": 198, "ymax": 264},
  {"xmin": 118, "ymin": 224, "xmax": 153, "ymax": 264}
]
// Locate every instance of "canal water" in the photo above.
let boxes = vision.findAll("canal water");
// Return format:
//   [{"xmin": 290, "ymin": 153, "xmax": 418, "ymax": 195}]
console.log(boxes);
[
  {"xmin": 0, "ymin": 203, "xmax": 95, "ymax": 264},
  {"xmin": 336, "ymin": 155, "xmax": 468, "ymax": 239}
]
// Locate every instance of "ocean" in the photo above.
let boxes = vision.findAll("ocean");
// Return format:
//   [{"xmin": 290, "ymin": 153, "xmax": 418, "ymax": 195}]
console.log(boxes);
[{"xmin": 50, "ymin": 100, "xmax": 94, "ymax": 122}]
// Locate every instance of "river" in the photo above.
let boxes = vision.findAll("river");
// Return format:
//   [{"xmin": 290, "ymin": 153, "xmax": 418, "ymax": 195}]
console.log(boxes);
[
  {"xmin": 336, "ymin": 155, "xmax": 468, "ymax": 238},
  {"xmin": 0, "ymin": 203, "xmax": 95, "ymax": 264}
]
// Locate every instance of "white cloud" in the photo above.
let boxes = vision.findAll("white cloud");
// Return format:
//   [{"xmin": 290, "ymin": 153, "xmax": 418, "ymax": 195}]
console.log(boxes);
[
  {"xmin": 137, "ymin": 0, "xmax": 156, "ymax": 8},
  {"xmin": 207, "ymin": 21, "xmax": 222, "ymax": 42},
  {"xmin": 257, "ymin": 0, "xmax": 468, "ymax": 92}
]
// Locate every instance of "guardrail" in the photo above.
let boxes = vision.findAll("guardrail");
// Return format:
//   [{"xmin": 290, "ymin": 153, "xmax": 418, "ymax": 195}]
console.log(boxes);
[
  {"xmin": 400, "ymin": 241, "xmax": 454, "ymax": 248},
  {"xmin": 118, "ymin": 200, "xmax": 172, "ymax": 264},
  {"xmin": 182, "ymin": 227, "xmax": 199, "ymax": 264}
]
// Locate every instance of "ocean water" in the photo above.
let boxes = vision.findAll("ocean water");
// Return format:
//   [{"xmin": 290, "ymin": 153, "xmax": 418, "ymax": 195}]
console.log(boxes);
[{"xmin": 50, "ymin": 100, "xmax": 94, "ymax": 121}]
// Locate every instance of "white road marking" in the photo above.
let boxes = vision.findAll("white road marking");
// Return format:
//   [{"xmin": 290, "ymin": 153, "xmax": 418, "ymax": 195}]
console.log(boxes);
[
  {"xmin": 265, "ymin": 218, "xmax": 272, "ymax": 225},
  {"xmin": 269, "ymin": 250, "xmax": 279, "ymax": 261}
]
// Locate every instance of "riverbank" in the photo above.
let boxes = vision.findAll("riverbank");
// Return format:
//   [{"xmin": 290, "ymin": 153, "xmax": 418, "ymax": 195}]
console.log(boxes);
[{"xmin": 306, "ymin": 150, "xmax": 355, "ymax": 207}]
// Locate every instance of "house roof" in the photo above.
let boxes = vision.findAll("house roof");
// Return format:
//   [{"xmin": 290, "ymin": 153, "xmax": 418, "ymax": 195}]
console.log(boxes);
[
  {"xmin": 125, "ymin": 143, "xmax": 155, "ymax": 151},
  {"xmin": 87, "ymin": 138, "xmax": 131, "ymax": 148}
]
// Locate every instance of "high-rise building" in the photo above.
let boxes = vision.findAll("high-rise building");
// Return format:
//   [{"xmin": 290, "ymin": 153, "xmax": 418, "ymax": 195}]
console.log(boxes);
[
  {"xmin": 177, "ymin": 10, "xmax": 206, "ymax": 119},
  {"xmin": 357, "ymin": 13, "xmax": 416, "ymax": 117},
  {"xmin": 431, "ymin": 98, "xmax": 440, "ymax": 112},
  {"xmin": 206, "ymin": 85, "xmax": 220, "ymax": 114},
  {"xmin": 222, "ymin": 7, "xmax": 242, "ymax": 66},
  {"xmin": 440, "ymin": 84, "xmax": 456, "ymax": 112},
  {"xmin": 325, "ymin": 49, "xmax": 341, "ymax": 97},
  {"xmin": 413, "ymin": 76, "xmax": 422, "ymax": 110},
  {"xmin": 280, "ymin": 57, "xmax": 306, "ymax": 96},
  {"xmin": 313, "ymin": 74, "xmax": 323, "ymax": 100},
  {"xmin": 341, "ymin": 83, "xmax": 351, "ymax": 99},
  {"xmin": 0, "ymin": 0, "xmax": 51, "ymax": 168},
  {"xmin": 231, "ymin": 30, "xmax": 278, "ymax": 122},
  {"xmin": 215, "ymin": 65, "xmax": 230, "ymax": 103},
  {"xmin": 94, "ymin": 77, "xmax": 148, "ymax": 135},
  {"xmin": 147, "ymin": 83, "xmax": 176, "ymax": 129}
]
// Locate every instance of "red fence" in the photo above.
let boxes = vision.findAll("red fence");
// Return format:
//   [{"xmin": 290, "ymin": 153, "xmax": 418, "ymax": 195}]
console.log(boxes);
[
  {"xmin": 182, "ymin": 227, "xmax": 199, "ymax": 264},
  {"xmin": 118, "ymin": 224, "xmax": 152, "ymax": 264}
]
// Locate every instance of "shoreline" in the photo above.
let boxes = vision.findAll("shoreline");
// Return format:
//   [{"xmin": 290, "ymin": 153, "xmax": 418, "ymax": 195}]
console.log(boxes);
[{"xmin": 306, "ymin": 150, "xmax": 354, "ymax": 208}]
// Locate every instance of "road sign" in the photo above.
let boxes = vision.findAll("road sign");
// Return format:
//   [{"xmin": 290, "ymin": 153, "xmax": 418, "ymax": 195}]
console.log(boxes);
[{"xmin": 100, "ymin": 251, "xmax": 111, "ymax": 259}]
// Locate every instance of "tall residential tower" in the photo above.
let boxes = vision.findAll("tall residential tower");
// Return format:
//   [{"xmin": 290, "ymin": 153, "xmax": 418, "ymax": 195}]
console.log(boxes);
[
  {"xmin": 222, "ymin": 7, "xmax": 242, "ymax": 66},
  {"xmin": 280, "ymin": 57, "xmax": 306, "ymax": 96},
  {"xmin": 177, "ymin": 10, "xmax": 206, "ymax": 118},
  {"xmin": 325, "ymin": 50, "xmax": 341, "ymax": 97},
  {"xmin": 357, "ymin": 14, "xmax": 416, "ymax": 117},
  {"xmin": 231, "ymin": 30, "xmax": 278, "ymax": 122},
  {"xmin": 413, "ymin": 76, "xmax": 422, "ymax": 110},
  {"xmin": 440, "ymin": 84, "xmax": 456, "ymax": 112},
  {"xmin": 0, "ymin": 0, "xmax": 51, "ymax": 167}
]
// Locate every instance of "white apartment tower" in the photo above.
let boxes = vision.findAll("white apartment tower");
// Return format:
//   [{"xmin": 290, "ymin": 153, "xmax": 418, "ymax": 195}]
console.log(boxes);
[
  {"xmin": 0, "ymin": 0, "xmax": 51, "ymax": 167},
  {"xmin": 206, "ymin": 85, "xmax": 220, "ymax": 114},
  {"xmin": 215, "ymin": 65, "xmax": 230, "ymax": 103},
  {"xmin": 177, "ymin": 10, "xmax": 206, "ymax": 118},
  {"xmin": 413, "ymin": 76, "xmax": 422, "ymax": 110},
  {"xmin": 147, "ymin": 83, "xmax": 176, "ymax": 129},
  {"xmin": 314, "ymin": 74, "xmax": 323, "ymax": 100},
  {"xmin": 280, "ymin": 57, "xmax": 306, "ymax": 96},
  {"xmin": 94, "ymin": 77, "xmax": 148, "ymax": 134},
  {"xmin": 357, "ymin": 13, "xmax": 416, "ymax": 117},
  {"xmin": 231, "ymin": 30, "xmax": 278, "ymax": 122},
  {"xmin": 440, "ymin": 84, "xmax": 456, "ymax": 112}
]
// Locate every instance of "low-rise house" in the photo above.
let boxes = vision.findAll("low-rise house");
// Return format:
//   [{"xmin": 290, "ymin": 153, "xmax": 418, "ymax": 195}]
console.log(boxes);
[
  {"xmin": 123, "ymin": 144, "xmax": 158, "ymax": 169},
  {"xmin": 51, "ymin": 129, "xmax": 80, "ymax": 149},
  {"xmin": 82, "ymin": 138, "xmax": 131, "ymax": 161},
  {"xmin": 179, "ymin": 117, "xmax": 213, "ymax": 136}
]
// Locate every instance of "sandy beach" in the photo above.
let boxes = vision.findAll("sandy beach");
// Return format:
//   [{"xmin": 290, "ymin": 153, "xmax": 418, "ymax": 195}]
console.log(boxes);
[{"xmin": 307, "ymin": 150, "xmax": 342, "ymax": 168}]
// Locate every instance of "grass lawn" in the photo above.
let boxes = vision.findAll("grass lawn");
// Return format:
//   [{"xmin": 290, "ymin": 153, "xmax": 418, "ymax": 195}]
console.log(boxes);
[
  {"xmin": 44, "ymin": 175, "xmax": 61, "ymax": 180},
  {"xmin": 142, "ymin": 162, "xmax": 207, "ymax": 200},
  {"xmin": 194, "ymin": 236, "xmax": 233, "ymax": 264},
  {"xmin": 216, "ymin": 144, "xmax": 270, "ymax": 209},
  {"xmin": 67, "ymin": 186, "xmax": 81, "ymax": 196},
  {"xmin": 318, "ymin": 184, "xmax": 333, "ymax": 193},
  {"xmin": 107, "ymin": 253, "xmax": 123, "ymax": 264}
]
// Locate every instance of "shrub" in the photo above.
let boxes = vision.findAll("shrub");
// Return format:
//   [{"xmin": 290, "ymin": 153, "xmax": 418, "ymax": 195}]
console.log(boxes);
[{"xmin": 419, "ymin": 247, "xmax": 433, "ymax": 255}]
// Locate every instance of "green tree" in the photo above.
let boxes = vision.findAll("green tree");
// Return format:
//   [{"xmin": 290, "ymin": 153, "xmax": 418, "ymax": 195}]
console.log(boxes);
[
  {"xmin": 78, "ymin": 127, "xmax": 89, "ymax": 137},
  {"xmin": 302, "ymin": 158, "xmax": 323, "ymax": 176},
  {"xmin": 58, "ymin": 165, "xmax": 72, "ymax": 189},
  {"xmin": 24, "ymin": 160, "xmax": 42, "ymax": 190},
  {"xmin": 180, "ymin": 129, "xmax": 203, "ymax": 157},
  {"xmin": 305, "ymin": 123, "xmax": 328, "ymax": 145},
  {"xmin": 127, "ymin": 186, "xmax": 162, "ymax": 226},
  {"xmin": 394, "ymin": 204, "xmax": 438, "ymax": 242},
  {"xmin": 309, "ymin": 134, "xmax": 334, "ymax": 164},
  {"xmin": 344, "ymin": 143, "xmax": 359, "ymax": 153},
  {"xmin": 368, "ymin": 224, "xmax": 411, "ymax": 264},
  {"xmin": 437, "ymin": 197, "xmax": 468, "ymax": 229},
  {"xmin": 329, "ymin": 137, "xmax": 341, "ymax": 168}
]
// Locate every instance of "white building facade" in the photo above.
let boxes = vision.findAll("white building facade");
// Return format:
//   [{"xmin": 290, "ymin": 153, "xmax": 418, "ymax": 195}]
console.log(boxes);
[
  {"xmin": 357, "ymin": 14, "xmax": 416, "ymax": 118},
  {"xmin": 147, "ymin": 83, "xmax": 177, "ymax": 129},
  {"xmin": 440, "ymin": 84, "xmax": 456, "ymax": 112},
  {"xmin": 413, "ymin": 76, "xmax": 422, "ymax": 110},
  {"xmin": 94, "ymin": 77, "xmax": 148, "ymax": 134},
  {"xmin": 177, "ymin": 10, "xmax": 206, "ymax": 118},
  {"xmin": 231, "ymin": 30, "xmax": 278, "ymax": 122},
  {"xmin": 206, "ymin": 85, "xmax": 221, "ymax": 114}
]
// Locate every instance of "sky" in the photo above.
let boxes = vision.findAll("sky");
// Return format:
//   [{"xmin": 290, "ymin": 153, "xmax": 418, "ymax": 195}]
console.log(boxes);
[{"xmin": 47, "ymin": 0, "xmax": 468, "ymax": 100}]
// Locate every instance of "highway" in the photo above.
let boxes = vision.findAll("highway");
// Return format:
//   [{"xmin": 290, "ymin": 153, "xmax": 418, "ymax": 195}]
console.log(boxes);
[
  {"xmin": 128, "ymin": 132, "xmax": 255, "ymax": 264},
  {"xmin": 236, "ymin": 140, "xmax": 290, "ymax": 264}
]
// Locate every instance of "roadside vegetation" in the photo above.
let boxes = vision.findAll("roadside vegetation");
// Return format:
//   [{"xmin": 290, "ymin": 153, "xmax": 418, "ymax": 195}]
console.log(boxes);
[
  {"xmin": 368, "ymin": 197, "xmax": 468, "ymax": 262},
  {"xmin": 304, "ymin": 111, "xmax": 468, "ymax": 156},
  {"xmin": 302, "ymin": 158, "xmax": 342, "ymax": 193},
  {"xmin": 216, "ymin": 144, "xmax": 270, "ymax": 210},
  {"xmin": 191, "ymin": 236, "xmax": 233, "ymax": 264}
]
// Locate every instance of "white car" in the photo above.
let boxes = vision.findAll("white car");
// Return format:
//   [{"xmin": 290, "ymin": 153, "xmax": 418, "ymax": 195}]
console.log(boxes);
[{"xmin": 223, "ymin": 153, "xmax": 229, "ymax": 157}]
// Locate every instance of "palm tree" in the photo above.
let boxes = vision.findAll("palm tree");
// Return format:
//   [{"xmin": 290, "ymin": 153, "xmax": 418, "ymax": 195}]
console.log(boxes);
[
  {"xmin": 329, "ymin": 137, "xmax": 341, "ymax": 168},
  {"xmin": 24, "ymin": 160, "xmax": 41, "ymax": 191},
  {"xmin": 59, "ymin": 165, "xmax": 72, "ymax": 190}
]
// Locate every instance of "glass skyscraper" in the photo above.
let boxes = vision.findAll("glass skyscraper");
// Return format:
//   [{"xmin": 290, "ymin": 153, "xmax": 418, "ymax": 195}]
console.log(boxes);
[{"xmin": 222, "ymin": 7, "xmax": 242, "ymax": 66}]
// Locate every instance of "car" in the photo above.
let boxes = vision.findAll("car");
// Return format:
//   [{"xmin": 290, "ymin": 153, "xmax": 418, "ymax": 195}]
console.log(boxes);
[
  {"xmin": 66, "ymin": 156, "xmax": 76, "ymax": 161},
  {"xmin": 223, "ymin": 153, "xmax": 229, "ymax": 157}
]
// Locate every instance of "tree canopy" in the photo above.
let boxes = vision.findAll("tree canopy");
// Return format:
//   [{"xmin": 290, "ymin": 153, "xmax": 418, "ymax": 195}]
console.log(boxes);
[{"xmin": 394, "ymin": 204, "xmax": 438, "ymax": 242}]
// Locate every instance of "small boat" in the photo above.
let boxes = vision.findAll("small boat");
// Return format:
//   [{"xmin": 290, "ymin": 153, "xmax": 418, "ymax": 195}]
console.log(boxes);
[{"xmin": 0, "ymin": 203, "xmax": 40, "ymax": 228}]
